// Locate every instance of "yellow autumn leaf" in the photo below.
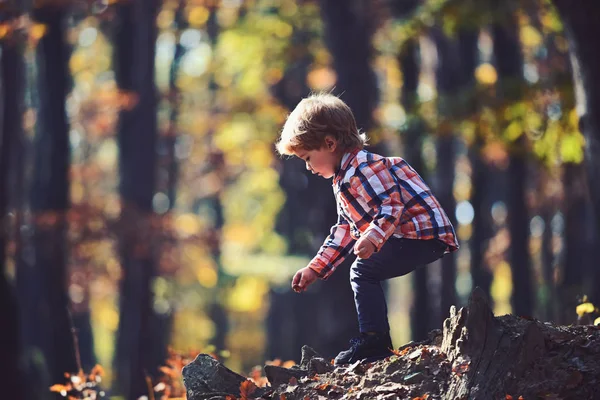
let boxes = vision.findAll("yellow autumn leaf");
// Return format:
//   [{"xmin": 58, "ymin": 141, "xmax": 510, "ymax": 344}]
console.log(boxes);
[
  {"xmin": 0, "ymin": 24, "xmax": 10, "ymax": 39},
  {"xmin": 560, "ymin": 133, "xmax": 585, "ymax": 164},
  {"xmin": 30, "ymin": 23, "xmax": 47, "ymax": 40},
  {"xmin": 520, "ymin": 25, "xmax": 542, "ymax": 48},
  {"xmin": 227, "ymin": 276, "xmax": 269, "ymax": 313},
  {"xmin": 504, "ymin": 121, "xmax": 523, "ymax": 142},
  {"xmin": 595, "ymin": 317, "xmax": 600, "ymax": 326},
  {"xmin": 188, "ymin": 6, "xmax": 210, "ymax": 28},
  {"xmin": 576, "ymin": 302, "xmax": 595, "ymax": 317},
  {"xmin": 475, "ymin": 63, "xmax": 497, "ymax": 85},
  {"xmin": 157, "ymin": 9, "xmax": 175, "ymax": 30},
  {"xmin": 175, "ymin": 213, "xmax": 201, "ymax": 237},
  {"xmin": 197, "ymin": 266, "xmax": 218, "ymax": 288}
]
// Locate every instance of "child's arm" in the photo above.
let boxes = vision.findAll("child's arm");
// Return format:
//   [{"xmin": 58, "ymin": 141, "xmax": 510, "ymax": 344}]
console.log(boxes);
[
  {"xmin": 306, "ymin": 213, "xmax": 355, "ymax": 280},
  {"xmin": 351, "ymin": 160, "xmax": 404, "ymax": 252}
]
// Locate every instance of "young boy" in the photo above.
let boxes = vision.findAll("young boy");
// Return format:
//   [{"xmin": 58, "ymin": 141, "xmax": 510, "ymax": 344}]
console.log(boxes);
[{"xmin": 275, "ymin": 93, "xmax": 459, "ymax": 365}]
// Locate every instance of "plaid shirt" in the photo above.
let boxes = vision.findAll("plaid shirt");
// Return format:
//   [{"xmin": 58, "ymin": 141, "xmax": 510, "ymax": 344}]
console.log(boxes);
[{"xmin": 308, "ymin": 149, "xmax": 459, "ymax": 279}]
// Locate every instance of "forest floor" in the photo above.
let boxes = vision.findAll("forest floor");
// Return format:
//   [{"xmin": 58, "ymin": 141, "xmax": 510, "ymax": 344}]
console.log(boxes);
[{"xmin": 181, "ymin": 289, "xmax": 600, "ymax": 400}]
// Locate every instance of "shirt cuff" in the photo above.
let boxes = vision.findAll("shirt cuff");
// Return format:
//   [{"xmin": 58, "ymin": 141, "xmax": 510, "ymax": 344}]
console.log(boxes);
[
  {"xmin": 364, "ymin": 224, "xmax": 387, "ymax": 252},
  {"xmin": 308, "ymin": 258, "xmax": 331, "ymax": 280}
]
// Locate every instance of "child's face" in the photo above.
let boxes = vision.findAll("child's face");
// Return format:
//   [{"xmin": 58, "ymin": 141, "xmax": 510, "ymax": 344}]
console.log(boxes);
[{"xmin": 294, "ymin": 137, "xmax": 341, "ymax": 179}]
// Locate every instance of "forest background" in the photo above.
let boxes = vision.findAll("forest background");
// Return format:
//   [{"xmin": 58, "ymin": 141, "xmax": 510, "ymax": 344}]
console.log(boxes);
[{"xmin": 1, "ymin": 0, "xmax": 600, "ymax": 399}]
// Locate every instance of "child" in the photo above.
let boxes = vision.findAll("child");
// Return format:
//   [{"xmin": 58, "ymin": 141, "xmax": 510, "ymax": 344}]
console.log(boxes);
[{"xmin": 275, "ymin": 93, "xmax": 459, "ymax": 365}]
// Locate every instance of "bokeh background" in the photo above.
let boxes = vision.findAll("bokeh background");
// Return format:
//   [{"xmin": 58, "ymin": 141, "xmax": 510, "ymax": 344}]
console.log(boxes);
[{"xmin": 1, "ymin": 0, "xmax": 599, "ymax": 398}]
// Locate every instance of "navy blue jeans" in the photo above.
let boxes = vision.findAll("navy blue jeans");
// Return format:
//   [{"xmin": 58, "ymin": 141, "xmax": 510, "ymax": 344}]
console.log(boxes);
[{"xmin": 350, "ymin": 237, "xmax": 447, "ymax": 333}]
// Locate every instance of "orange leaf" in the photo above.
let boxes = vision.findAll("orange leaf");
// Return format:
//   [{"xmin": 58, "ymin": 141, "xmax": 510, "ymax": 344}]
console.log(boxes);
[
  {"xmin": 239, "ymin": 380, "xmax": 257, "ymax": 400},
  {"xmin": 49, "ymin": 383, "xmax": 72, "ymax": 392},
  {"xmin": 159, "ymin": 366, "xmax": 177, "ymax": 378},
  {"xmin": 506, "ymin": 396, "xmax": 513, "ymax": 400},
  {"xmin": 90, "ymin": 364, "xmax": 104, "ymax": 377}
]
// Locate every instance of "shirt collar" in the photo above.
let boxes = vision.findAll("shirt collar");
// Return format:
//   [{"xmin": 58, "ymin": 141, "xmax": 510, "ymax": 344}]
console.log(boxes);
[{"xmin": 333, "ymin": 148, "xmax": 361, "ymax": 185}]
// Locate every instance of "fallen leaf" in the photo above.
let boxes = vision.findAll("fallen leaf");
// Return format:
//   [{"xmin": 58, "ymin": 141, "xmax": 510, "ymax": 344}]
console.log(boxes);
[
  {"xmin": 49, "ymin": 384, "xmax": 72, "ymax": 393},
  {"xmin": 240, "ymin": 380, "xmax": 257, "ymax": 400}
]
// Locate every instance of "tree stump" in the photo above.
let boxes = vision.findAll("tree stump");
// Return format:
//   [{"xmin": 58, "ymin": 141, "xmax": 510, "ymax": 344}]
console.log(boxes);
[
  {"xmin": 441, "ymin": 287, "xmax": 600, "ymax": 399},
  {"xmin": 182, "ymin": 288, "xmax": 600, "ymax": 399}
]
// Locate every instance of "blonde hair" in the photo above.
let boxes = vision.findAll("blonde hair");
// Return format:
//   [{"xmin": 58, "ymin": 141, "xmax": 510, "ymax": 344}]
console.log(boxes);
[{"xmin": 275, "ymin": 93, "xmax": 368, "ymax": 156}]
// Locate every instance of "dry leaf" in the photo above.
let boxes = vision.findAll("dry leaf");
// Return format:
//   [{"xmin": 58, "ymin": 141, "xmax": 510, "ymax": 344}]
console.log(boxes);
[{"xmin": 239, "ymin": 380, "xmax": 257, "ymax": 400}]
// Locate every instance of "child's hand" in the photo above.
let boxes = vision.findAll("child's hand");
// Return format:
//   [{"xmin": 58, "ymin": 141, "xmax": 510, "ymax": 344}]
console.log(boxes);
[
  {"xmin": 291, "ymin": 267, "xmax": 318, "ymax": 293},
  {"xmin": 354, "ymin": 236, "xmax": 376, "ymax": 259}
]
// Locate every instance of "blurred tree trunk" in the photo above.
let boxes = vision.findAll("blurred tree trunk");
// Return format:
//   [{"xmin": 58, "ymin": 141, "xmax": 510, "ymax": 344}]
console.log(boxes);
[
  {"xmin": 389, "ymin": 0, "xmax": 432, "ymax": 341},
  {"xmin": 492, "ymin": 9, "xmax": 534, "ymax": 318},
  {"xmin": 470, "ymin": 137, "xmax": 494, "ymax": 301},
  {"xmin": 267, "ymin": 8, "xmax": 329, "ymax": 361},
  {"xmin": 551, "ymin": 1, "xmax": 600, "ymax": 305},
  {"xmin": 552, "ymin": 1, "xmax": 600, "ymax": 247},
  {"xmin": 558, "ymin": 163, "xmax": 590, "ymax": 323},
  {"xmin": 433, "ymin": 29, "xmax": 478, "ymax": 325},
  {"xmin": 278, "ymin": 0, "xmax": 381, "ymax": 357},
  {"xmin": 402, "ymin": 43, "xmax": 432, "ymax": 340},
  {"xmin": 204, "ymin": 3, "xmax": 230, "ymax": 354},
  {"xmin": 112, "ymin": 0, "xmax": 162, "ymax": 398},
  {"xmin": 468, "ymin": 32, "xmax": 494, "ymax": 304},
  {"xmin": 0, "ymin": 28, "xmax": 26, "ymax": 399},
  {"xmin": 16, "ymin": 5, "xmax": 78, "ymax": 396},
  {"xmin": 540, "ymin": 206, "xmax": 555, "ymax": 321},
  {"xmin": 319, "ymin": 0, "xmax": 379, "ymax": 134}
]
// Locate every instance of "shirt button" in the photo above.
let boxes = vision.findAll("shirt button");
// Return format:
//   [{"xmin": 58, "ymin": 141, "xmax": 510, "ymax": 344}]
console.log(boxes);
[{"xmin": 378, "ymin": 239, "xmax": 383, "ymax": 243}]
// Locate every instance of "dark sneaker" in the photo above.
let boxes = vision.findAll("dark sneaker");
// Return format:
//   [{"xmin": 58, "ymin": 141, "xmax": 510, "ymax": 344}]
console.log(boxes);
[{"xmin": 334, "ymin": 332, "xmax": 394, "ymax": 366}]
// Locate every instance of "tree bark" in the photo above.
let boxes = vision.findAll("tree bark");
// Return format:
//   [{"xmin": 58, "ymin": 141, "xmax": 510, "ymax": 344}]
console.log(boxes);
[
  {"xmin": 0, "ymin": 28, "xmax": 26, "ymax": 400},
  {"xmin": 112, "ymin": 0, "xmax": 162, "ymax": 398},
  {"xmin": 492, "ymin": 11, "xmax": 534, "ymax": 318}
]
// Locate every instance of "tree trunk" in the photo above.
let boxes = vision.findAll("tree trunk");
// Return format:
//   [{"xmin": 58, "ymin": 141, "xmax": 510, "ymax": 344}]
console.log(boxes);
[
  {"xmin": 281, "ymin": 0, "xmax": 381, "ymax": 356},
  {"xmin": 319, "ymin": 0, "xmax": 378, "ymax": 133},
  {"xmin": 469, "ymin": 137, "xmax": 494, "ymax": 302},
  {"xmin": 16, "ymin": 5, "xmax": 78, "ymax": 396},
  {"xmin": 552, "ymin": 1, "xmax": 600, "ymax": 238},
  {"xmin": 399, "ymin": 38, "xmax": 432, "ymax": 341},
  {"xmin": 492, "ymin": 12, "xmax": 534, "ymax": 318},
  {"xmin": 0, "ymin": 29, "xmax": 26, "ymax": 400},
  {"xmin": 389, "ymin": 0, "xmax": 433, "ymax": 342},
  {"xmin": 112, "ymin": 0, "xmax": 161, "ymax": 397},
  {"xmin": 204, "ymin": 4, "xmax": 230, "ymax": 354},
  {"xmin": 268, "ymin": 17, "xmax": 316, "ymax": 361},
  {"xmin": 433, "ymin": 29, "xmax": 469, "ymax": 324},
  {"xmin": 557, "ymin": 163, "xmax": 590, "ymax": 323}
]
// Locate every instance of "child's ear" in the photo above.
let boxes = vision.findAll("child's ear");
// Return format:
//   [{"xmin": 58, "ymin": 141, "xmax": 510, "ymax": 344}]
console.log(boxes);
[{"xmin": 325, "ymin": 136, "xmax": 337, "ymax": 152}]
